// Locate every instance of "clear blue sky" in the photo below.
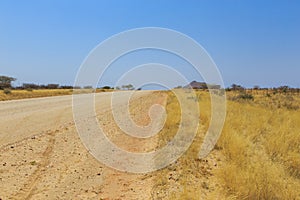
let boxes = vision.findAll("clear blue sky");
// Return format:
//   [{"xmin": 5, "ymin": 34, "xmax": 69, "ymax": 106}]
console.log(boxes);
[{"xmin": 0, "ymin": 0, "xmax": 299, "ymax": 88}]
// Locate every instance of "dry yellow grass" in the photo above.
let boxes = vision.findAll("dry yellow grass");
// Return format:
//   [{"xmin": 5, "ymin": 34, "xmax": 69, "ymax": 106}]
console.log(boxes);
[
  {"xmin": 217, "ymin": 91, "xmax": 300, "ymax": 199},
  {"xmin": 152, "ymin": 91, "xmax": 217, "ymax": 200},
  {"xmin": 0, "ymin": 88, "xmax": 113, "ymax": 101},
  {"xmin": 153, "ymin": 90, "xmax": 300, "ymax": 199},
  {"xmin": 0, "ymin": 89, "xmax": 73, "ymax": 101}
]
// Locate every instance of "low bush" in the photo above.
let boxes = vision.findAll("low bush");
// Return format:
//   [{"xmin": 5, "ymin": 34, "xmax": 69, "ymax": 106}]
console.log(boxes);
[
  {"xmin": 3, "ymin": 88, "xmax": 11, "ymax": 94},
  {"xmin": 231, "ymin": 93, "xmax": 254, "ymax": 101}
]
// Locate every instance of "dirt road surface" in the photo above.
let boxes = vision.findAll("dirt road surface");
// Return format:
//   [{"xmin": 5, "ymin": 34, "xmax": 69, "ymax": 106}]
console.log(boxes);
[
  {"xmin": 0, "ymin": 91, "xmax": 149, "ymax": 147},
  {"xmin": 0, "ymin": 91, "xmax": 166, "ymax": 200}
]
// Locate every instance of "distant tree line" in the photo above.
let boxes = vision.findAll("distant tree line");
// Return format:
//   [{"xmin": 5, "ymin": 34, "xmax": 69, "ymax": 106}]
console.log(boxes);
[
  {"xmin": 226, "ymin": 84, "xmax": 300, "ymax": 94},
  {"xmin": 0, "ymin": 75, "xmax": 82, "ymax": 90},
  {"xmin": 0, "ymin": 75, "xmax": 138, "ymax": 91},
  {"xmin": 175, "ymin": 81, "xmax": 300, "ymax": 94},
  {"xmin": 15, "ymin": 83, "xmax": 81, "ymax": 90},
  {"xmin": 1, "ymin": 75, "xmax": 299, "ymax": 93}
]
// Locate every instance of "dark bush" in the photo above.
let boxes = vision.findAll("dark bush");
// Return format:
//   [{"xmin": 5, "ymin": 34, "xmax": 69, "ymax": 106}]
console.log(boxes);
[
  {"xmin": 239, "ymin": 93, "xmax": 254, "ymax": 100},
  {"xmin": 232, "ymin": 93, "xmax": 254, "ymax": 101},
  {"xmin": 23, "ymin": 83, "xmax": 39, "ymax": 89},
  {"xmin": 60, "ymin": 85, "xmax": 74, "ymax": 89},
  {"xmin": 47, "ymin": 84, "xmax": 59, "ymax": 89},
  {"xmin": 101, "ymin": 86, "xmax": 112, "ymax": 89}
]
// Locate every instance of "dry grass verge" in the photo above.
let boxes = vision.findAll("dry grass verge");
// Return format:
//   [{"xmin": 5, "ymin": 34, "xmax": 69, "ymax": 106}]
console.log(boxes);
[
  {"xmin": 0, "ymin": 89, "xmax": 113, "ymax": 101},
  {"xmin": 152, "ymin": 91, "xmax": 222, "ymax": 200},
  {"xmin": 152, "ymin": 90, "xmax": 300, "ymax": 199},
  {"xmin": 218, "ymin": 92, "xmax": 300, "ymax": 199}
]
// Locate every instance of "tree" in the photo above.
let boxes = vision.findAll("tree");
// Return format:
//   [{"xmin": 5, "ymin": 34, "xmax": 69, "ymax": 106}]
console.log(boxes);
[
  {"xmin": 101, "ymin": 86, "xmax": 112, "ymax": 89},
  {"xmin": 231, "ymin": 84, "xmax": 245, "ymax": 91},
  {"xmin": 253, "ymin": 85, "xmax": 260, "ymax": 90},
  {"xmin": 0, "ymin": 76, "xmax": 16, "ymax": 89},
  {"xmin": 23, "ymin": 83, "xmax": 39, "ymax": 89},
  {"xmin": 60, "ymin": 85, "xmax": 74, "ymax": 89},
  {"xmin": 47, "ymin": 84, "xmax": 59, "ymax": 89},
  {"xmin": 278, "ymin": 85, "xmax": 289, "ymax": 93},
  {"xmin": 121, "ymin": 84, "xmax": 134, "ymax": 90}
]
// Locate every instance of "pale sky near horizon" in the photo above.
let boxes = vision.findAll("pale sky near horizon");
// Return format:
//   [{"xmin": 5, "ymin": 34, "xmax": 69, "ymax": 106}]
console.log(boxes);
[{"xmin": 0, "ymin": 0, "xmax": 299, "ymax": 88}]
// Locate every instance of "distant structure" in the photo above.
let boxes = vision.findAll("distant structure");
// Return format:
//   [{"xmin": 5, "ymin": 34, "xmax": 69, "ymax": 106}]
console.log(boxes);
[
  {"xmin": 185, "ymin": 81, "xmax": 208, "ymax": 89},
  {"xmin": 184, "ymin": 81, "xmax": 221, "ymax": 90}
]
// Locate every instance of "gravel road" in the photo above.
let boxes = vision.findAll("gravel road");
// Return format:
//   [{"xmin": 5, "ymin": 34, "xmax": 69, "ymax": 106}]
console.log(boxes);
[
  {"xmin": 0, "ymin": 91, "xmax": 150, "ymax": 148},
  {"xmin": 0, "ymin": 91, "xmax": 162, "ymax": 200}
]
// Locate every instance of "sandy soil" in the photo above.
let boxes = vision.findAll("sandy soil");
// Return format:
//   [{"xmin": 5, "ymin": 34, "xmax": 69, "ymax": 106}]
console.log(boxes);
[{"xmin": 0, "ymin": 91, "xmax": 165, "ymax": 199}]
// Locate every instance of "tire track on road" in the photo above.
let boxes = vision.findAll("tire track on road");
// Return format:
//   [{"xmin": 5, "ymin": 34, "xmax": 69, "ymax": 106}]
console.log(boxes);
[{"xmin": 13, "ymin": 131, "xmax": 56, "ymax": 200}]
